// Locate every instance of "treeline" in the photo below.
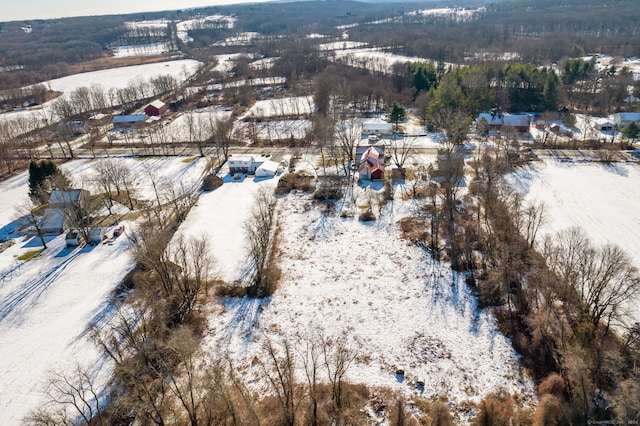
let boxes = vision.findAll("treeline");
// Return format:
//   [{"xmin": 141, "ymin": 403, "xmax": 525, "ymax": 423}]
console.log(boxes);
[{"xmin": 346, "ymin": 0, "xmax": 640, "ymax": 64}]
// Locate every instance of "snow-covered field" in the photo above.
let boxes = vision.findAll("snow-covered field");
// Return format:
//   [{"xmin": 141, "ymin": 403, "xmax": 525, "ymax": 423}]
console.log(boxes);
[
  {"xmin": 334, "ymin": 47, "xmax": 455, "ymax": 74},
  {"xmin": 0, "ymin": 157, "xmax": 207, "ymax": 425},
  {"xmin": 111, "ymin": 42, "xmax": 174, "ymax": 58},
  {"xmin": 507, "ymin": 158, "xmax": 640, "ymax": 323},
  {"xmin": 205, "ymin": 194, "xmax": 535, "ymax": 420},
  {"xmin": 0, "ymin": 60, "xmax": 202, "ymax": 124},
  {"xmin": 174, "ymin": 171, "xmax": 536, "ymax": 421},
  {"xmin": 246, "ymin": 96, "xmax": 314, "ymax": 118}
]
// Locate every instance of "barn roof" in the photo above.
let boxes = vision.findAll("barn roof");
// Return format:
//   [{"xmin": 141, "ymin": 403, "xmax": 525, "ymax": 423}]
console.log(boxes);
[
  {"xmin": 112, "ymin": 114, "xmax": 146, "ymax": 124},
  {"xmin": 148, "ymin": 100, "xmax": 166, "ymax": 109}
]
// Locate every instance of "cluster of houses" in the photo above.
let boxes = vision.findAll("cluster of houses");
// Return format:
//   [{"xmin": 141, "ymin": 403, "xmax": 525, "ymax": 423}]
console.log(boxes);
[{"xmin": 476, "ymin": 111, "xmax": 640, "ymax": 136}]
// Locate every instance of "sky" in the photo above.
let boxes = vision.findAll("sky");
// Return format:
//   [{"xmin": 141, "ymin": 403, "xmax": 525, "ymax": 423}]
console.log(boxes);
[{"xmin": 2, "ymin": 0, "xmax": 270, "ymax": 22}]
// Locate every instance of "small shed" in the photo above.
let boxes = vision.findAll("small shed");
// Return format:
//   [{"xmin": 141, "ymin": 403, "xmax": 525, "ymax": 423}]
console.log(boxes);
[
  {"xmin": 144, "ymin": 100, "xmax": 167, "ymax": 117},
  {"xmin": 88, "ymin": 228, "xmax": 106, "ymax": 245},
  {"xmin": 255, "ymin": 160, "xmax": 281, "ymax": 178},
  {"xmin": 65, "ymin": 230, "xmax": 84, "ymax": 248}
]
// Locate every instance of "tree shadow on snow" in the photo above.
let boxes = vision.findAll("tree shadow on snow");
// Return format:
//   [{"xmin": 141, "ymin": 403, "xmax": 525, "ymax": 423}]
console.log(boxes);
[
  {"xmin": 21, "ymin": 234, "xmax": 57, "ymax": 249},
  {"xmin": 600, "ymin": 162, "xmax": 628, "ymax": 177},
  {"xmin": 55, "ymin": 243, "xmax": 96, "ymax": 258},
  {"xmin": 222, "ymin": 296, "xmax": 269, "ymax": 351}
]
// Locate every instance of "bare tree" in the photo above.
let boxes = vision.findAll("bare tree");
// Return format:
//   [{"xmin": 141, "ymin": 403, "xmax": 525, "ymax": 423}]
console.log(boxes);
[
  {"xmin": 42, "ymin": 363, "xmax": 106, "ymax": 425},
  {"xmin": 321, "ymin": 329, "xmax": 358, "ymax": 410},
  {"xmin": 260, "ymin": 335, "xmax": 302, "ymax": 426},
  {"xmin": 544, "ymin": 227, "xmax": 640, "ymax": 332},
  {"xmin": 333, "ymin": 118, "xmax": 362, "ymax": 178},
  {"xmin": 15, "ymin": 198, "xmax": 48, "ymax": 249},
  {"xmin": 244, "ymin": 187, "xmax": 278, "ymax": 297},
  {"xmin": 296, "ymin": 329, "xmax": 323, "ymax": 426},
  {"xmin": 386, "ymin": 134, "xmax": 416, "ymax": 169},
  {"xmin": 207, "ymin": 115, "xmax": 234, "ymax": 164}
]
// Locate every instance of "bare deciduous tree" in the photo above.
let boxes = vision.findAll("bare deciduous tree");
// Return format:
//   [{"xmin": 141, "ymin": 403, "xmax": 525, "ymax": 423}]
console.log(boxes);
[
  {"xmin": 15, "ymin": 198, "xmax": 48, "ymax": 249},
  {"xmin": 260, "ymin": 335, "xmax": 302, "ymax": 426},
  {"xmin": 244, "ymin": 187, "xmax": 278, "ymax": 297},
  {"xmin": 321, "ymin": 329, "xmax": 358, "ymax": 410},
  {"xmin": 544, "ymin": 227, "xmax": 640, "ymax": 332},
  {"xmin": 386, "ymin": 134, "xmax": 416, "ymax": 169}
]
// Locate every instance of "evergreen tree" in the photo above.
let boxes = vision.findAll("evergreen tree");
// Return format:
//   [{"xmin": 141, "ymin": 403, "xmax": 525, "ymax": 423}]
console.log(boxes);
[
  {"xmin": 388, "ymin": 101, "xmax": 407, "ymax": 131},
  {"xmin": 28, "ymin": 160, "xmax": 69, "ymax": 204},
  {"xmin": 621, "ymin": 121, "xmax": 640, "ymax": 143}
]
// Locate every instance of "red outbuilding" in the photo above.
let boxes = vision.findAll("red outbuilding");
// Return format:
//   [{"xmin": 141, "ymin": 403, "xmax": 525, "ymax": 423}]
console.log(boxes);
[{"xmin": 144, "ymin": 100, "xmax": 167, "ymax": 116}]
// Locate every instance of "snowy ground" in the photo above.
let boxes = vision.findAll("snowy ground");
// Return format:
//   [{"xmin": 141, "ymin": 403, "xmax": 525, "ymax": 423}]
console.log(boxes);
[
  {"xmin": 111, "ymin": 42, "xmax": 174, "ymax": 58},
  {"xmin": 0, "ymin": 60, "xmax": 202, "ymax": 124},
  {"xmin": 246, "ymin": 96, "xmax": 314, "ymax": 118},
  {"xmin": 176, "ymin": 172, "xmax": 536, "ymax": 421},
  {"xmin": 506, "ymin": 158, "xmax": 640, "ymax": 324},
  {"xmin": 0, "ymin": 156, "xmax": 207, "ymax": 425},
  {"xmin": 175, "ymin": 164, "xmax": 279, "ymax": 284}
]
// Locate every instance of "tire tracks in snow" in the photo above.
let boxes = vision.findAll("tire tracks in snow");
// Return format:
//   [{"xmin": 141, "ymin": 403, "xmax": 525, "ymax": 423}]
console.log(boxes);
[{"xmin": 0, "ymin": 246, "xmax": 84, "ymax": 325}]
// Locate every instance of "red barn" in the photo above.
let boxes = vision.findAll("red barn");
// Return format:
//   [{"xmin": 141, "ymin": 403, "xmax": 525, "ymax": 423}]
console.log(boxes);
[{"xmin": 144, "ymin": 100, "xmax": 167, "ymax": 116}]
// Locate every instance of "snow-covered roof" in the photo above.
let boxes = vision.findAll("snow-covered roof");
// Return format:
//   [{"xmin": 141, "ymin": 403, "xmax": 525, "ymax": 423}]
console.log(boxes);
[
  {"xmin": 147, "ymin": 99, "xmax": 166, "ymax": 109},
  {"xmin": 49, "ymin": 189, "xmax": 86, "ymax": 205},
  {"xmin": 614, "ymin": 112, "xmax": 640, "ymax": 123},
  {"xmin": 477, "ymin": 112, "xmax": 531, "ymax": 127},
  {"xmin": 362, "ymin": 118, "xmax": 392, "ymax": 130},
  {"xmin": 361, "ymin": 146, "xmax": 381, "ymax": 161},
  {"xmin": 256, "ymin": 160, "xmax": 280, "ymax": 174},
  {"xmin": 228, "ymin": 155, "xmax": 255, "ymax": 163}
]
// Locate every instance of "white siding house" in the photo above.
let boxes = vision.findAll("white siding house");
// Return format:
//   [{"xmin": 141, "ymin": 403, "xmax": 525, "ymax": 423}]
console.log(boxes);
[{"xmin": 228, "ymin": 155, "xmax": 256, "ymax": 174}]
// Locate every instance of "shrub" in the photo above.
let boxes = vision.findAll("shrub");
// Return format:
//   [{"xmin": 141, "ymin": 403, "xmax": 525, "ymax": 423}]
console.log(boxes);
[
  {"xmin": 358, "ymin": 209, "xmax": 376, "ymax": 222},
  {"xmin": 275, "ymin": 171, "xmax": 315, "ymax": 195},
  {"xmin": 313, "ymin": 176, "xmax": 343, "ymax": 200},
  {"xmin": 472, "ymin": 390, "xmax": 514, "ymax": 426},
  {"xmin": 202, "ymin": 174, "xmax": 223, "ymax": 191}
]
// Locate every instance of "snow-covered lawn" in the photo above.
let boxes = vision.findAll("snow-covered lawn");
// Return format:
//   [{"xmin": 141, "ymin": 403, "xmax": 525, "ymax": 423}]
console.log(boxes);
[
  {"xmin": 0, "ymin": 156, "xmax": 207, "ymax": 424},
  {"xmin": 507, "ymin": 158, "xmax": 640, "ymax": 323},
  {"xmin": 0, "ymin": 226, "xmax": 133, "ymax": 425},
  {"xmin": 175, "ymin": 172, "xmax": 279, "ymax": 284},
  {"xmin": 174, "ymin": 176, "xmax": 536, "ymax": 420}
]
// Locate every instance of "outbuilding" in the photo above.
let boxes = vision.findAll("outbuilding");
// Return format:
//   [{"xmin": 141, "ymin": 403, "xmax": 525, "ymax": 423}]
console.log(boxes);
[
  {"xmin": 112, "ymin": 114, "xmax": 146, "ymax": 129},
  {"xmin": 144, "ymin": 100, "xmax": 167, "ymax": 117},
  {"xmin": 255, "ymin": 160, "xmax": 282, "ymax": 178},
  {"xmin": 65, "ymin": 230, "xmax": 84, "ymax": 248},
  {"xmin": 88, "ymin": 228, "xmax": 106, "ymax": 245},
  {"xmin": 362, "ymin": 118, "xmax": 393, "ymax": 136}
]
